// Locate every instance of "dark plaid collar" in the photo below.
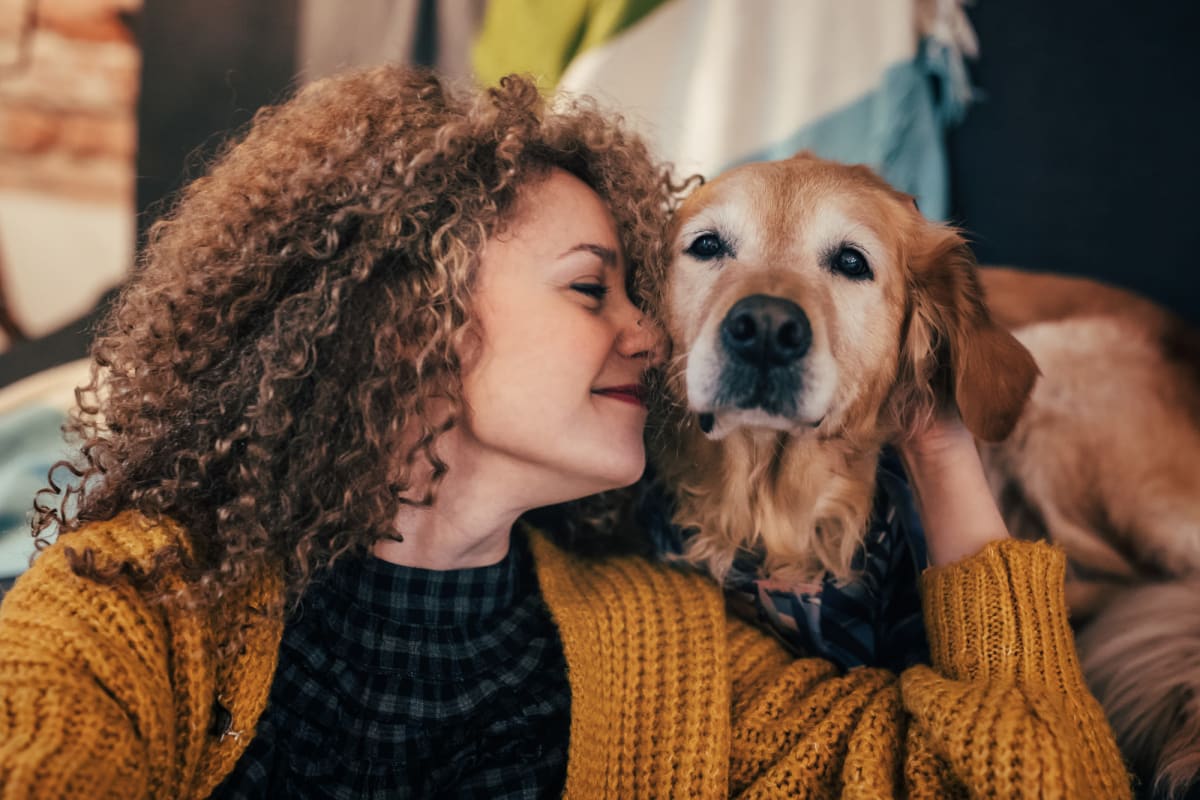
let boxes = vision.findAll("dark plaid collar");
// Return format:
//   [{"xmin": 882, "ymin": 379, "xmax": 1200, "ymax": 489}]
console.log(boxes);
[
  {"xmin": 323, "ymin": 537, "xmax": 525, "ymax": 628},
  {"xmin": 212, "ymin": 529, "xmax": 571, "ymax": 799},
  {"xmin": 308, "ymin": 533, "xmax": 542, "ymax": 677}
]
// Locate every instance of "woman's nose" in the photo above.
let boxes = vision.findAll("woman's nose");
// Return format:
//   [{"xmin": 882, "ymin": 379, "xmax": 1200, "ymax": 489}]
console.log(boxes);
[{"xmin": 617, "ymin": 311, "xmax": 666, "ymax": 366}]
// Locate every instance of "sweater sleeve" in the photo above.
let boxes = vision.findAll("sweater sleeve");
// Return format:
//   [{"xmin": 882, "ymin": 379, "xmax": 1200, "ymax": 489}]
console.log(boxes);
[
  {"xmin": 725, "ymin": 539, "xmax": 1133, "ymax": 799},
  {"xmin": 901, "ymin": 538, "xmax": 1132, "ymax": 798},
  {"xmin": 0, "ymin": 533, "xmax": 172, "ymax": 798}
]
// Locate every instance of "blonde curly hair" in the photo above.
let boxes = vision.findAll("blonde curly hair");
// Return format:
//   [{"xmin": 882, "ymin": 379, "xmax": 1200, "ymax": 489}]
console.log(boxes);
[{"xmin": 34, "ymin": 65, "xmax": 685, "ymax": 608}]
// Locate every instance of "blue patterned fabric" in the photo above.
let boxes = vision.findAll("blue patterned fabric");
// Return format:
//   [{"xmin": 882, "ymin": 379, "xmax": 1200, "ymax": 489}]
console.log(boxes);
[
  {"xmin": 0, "ymin": 405, "xmax": 70, "ymax": 580},
  {"xmin": 642, "ymin": 448, "xmax": 930, "ymax": 673}
]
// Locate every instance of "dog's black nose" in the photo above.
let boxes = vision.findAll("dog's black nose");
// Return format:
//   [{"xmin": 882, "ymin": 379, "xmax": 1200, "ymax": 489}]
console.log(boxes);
[{"xmin": 721, "ymin": 294, "xmax": 811, "ymax": 366}]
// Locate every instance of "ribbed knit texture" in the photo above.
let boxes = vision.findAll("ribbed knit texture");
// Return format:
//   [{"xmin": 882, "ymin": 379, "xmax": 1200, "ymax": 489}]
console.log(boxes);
[
  {"xmin": 527, "ymin": 533, "xmax": 733, "ymax": 798},
  {"xmin": 0, "ymin": 514, "xmax": 1132, "ymax": 799},
  {"xmin": 0, "ymin": 512, "xmax": 284, "ymax": 799}
]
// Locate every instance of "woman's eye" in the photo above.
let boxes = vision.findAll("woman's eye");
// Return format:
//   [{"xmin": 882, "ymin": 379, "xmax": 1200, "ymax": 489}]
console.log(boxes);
[
  {"xmin": 830, "ymin": 246, "xmax": 872, "ymax": 280},
  {"xmin": 686, "ymin": 233, "xmax": 726, "ymax": 260},
  {"xmin": 571, "ymin": 283, "xmax": 609, "ymax": 301}
]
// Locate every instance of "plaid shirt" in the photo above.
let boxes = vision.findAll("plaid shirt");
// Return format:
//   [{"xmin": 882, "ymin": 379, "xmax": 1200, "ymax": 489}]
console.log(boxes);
[
  {"xmin": 212, "ymin": 533, "xmax": 570, "ymax": 799},
  {"xmin": 642, "ymin": 447, "xmax": 930, "ymax": 673}
]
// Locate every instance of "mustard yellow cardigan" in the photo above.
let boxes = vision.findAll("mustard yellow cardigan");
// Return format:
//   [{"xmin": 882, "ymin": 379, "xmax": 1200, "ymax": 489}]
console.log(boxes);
[{"xmin": 0, "ymin": 513, "xmax": 1131, "ymax": 798}]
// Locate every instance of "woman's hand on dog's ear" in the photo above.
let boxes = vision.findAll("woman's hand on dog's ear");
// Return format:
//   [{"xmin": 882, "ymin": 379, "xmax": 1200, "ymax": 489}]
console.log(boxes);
[
  {"xmin": 899, "ymin": 412, "xmax": 1012, "ymax": 567},
  {"xmin": 900, "ymin": 408, "xmax": 974, "ymax": 463}
]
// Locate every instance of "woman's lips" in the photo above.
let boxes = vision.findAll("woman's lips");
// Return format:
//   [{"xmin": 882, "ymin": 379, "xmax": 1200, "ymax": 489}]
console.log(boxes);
[{"xmin": 593, "ymin": 385, "xmax": 647, "ymax": 407}]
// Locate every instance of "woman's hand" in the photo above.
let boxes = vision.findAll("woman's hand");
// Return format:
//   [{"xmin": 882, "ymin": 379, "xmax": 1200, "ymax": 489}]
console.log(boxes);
[{"xmin": 899, "ymin": 412, "xmax": 1010, "ymax": 567}]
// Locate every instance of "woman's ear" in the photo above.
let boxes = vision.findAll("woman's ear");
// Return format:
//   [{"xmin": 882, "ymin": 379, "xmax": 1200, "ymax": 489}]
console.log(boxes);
[{"xmin": 899, "ymin": 224, "xmax": 1040, "ymax": 442}]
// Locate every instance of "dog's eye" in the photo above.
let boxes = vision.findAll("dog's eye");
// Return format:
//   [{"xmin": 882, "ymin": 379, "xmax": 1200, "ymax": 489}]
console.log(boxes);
[
  {"xmin": 685, "ymin": 233, "xmax": 726, "ymax": 260},
  {"xmin": 830, "ymin": 246, "xmax": 873, "ymax": 280}
]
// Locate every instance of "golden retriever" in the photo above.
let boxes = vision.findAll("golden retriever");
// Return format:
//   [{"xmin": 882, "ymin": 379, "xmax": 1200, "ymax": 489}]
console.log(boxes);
[{"xmin": 649, "ymin": 151, "xmax": 1199, "ymax": 797}]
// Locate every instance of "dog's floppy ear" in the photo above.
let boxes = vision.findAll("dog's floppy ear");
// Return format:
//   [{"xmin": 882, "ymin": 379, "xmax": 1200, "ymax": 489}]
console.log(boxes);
[{"xmin": 896, "ymin": 224, "xmax": 1039, "ymax": 442}]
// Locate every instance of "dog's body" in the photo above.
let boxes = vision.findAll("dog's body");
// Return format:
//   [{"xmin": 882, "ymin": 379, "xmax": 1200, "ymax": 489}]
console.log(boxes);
[
  {"xmin": 979, "ymin": 267, "xmax": 1200, "ymax": 602},
  {"xmin": 979, "ymin": 268, "xmax": 1200, "ymax": 795},
  {"xmin": 650, "ymin": 152, "xmax": 1200, "ymax": 797}
]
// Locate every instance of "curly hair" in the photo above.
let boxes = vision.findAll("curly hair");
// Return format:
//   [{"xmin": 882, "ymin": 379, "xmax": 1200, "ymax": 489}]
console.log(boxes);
[{"xmin": 34, "ymin": 65, "xmax": 684, "ymax": 610}]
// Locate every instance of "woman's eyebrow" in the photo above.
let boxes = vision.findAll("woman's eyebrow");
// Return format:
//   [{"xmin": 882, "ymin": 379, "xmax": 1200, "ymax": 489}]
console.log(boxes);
[{"xmin": 559, "ymin": 243, "xmax": 618, "ymax": 267}]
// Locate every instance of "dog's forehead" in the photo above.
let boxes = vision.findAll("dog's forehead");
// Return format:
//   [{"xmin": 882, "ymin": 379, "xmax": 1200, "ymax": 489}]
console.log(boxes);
[
  {"xmin": 676, "ymin": 162, "xmax": 793, "ymax": 226},
  {"xmin": 676, "ymin": 158, "xmax": 901, "ymax": 251}
]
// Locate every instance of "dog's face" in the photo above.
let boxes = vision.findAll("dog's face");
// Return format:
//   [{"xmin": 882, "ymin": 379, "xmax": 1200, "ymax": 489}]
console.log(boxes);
[
  {"xmin": 662, "ymin": 152, "xmax": 1036, "ymax": 446},
  {"xmin": 652, "ymin": 152, "xmax": 1038, "ymax": 584},
  {"xmin": 666, "ymin": 156, "xmax": 910, "ymax": 442}
]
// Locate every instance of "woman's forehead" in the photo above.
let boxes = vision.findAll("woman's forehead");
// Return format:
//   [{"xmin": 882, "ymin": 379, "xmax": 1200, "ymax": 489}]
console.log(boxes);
[{"xmin": 509, "ymin": 171, "xmax": 623, "ymax": 251}]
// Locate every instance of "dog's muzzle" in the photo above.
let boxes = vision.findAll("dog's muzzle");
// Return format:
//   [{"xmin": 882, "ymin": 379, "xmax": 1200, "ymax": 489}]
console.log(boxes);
[{"xmin": 708, "ymin": 293, "xmax": 811, "ymax": 418}]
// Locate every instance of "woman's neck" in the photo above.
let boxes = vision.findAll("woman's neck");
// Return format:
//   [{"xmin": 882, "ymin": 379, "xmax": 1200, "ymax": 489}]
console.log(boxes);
[
  {"xmin": 374, "ymin": 501, "xmax": 517, "ymax": 570},
  {"xmin": 374, "ymin": 440, "xmax": 527, "ymax": 570}
]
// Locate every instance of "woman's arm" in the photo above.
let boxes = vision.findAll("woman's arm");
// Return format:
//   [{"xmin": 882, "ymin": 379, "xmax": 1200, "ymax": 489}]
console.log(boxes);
[
  {"xmin": 892, "ymin": 416, "xmax": 1131, "ymax": 795},
  {"xmin": 0, "ymin": 533, "xmax": 159, "ymax": 798},
  {"xmin": 727, "ymin": 425, "xmax": 1133, "ymax": 797},
  {"xmin": 898, "ymin": 413, "xmax": 1009, "ymax": 566},
  {"xmin": 902, "ymin": 538, "xmax": 1132, "ymax": 798},
  {"xmin": 725, "ymin": 540, "xmax": 1133, "ymax": 798}
]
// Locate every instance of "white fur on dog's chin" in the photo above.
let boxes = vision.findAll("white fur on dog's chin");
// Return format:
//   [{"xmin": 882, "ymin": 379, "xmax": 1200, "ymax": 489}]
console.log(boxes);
[
  {"xmin": 698, "ymin": 408, "xmax": 818, "ymax": 440},
  {"xmin": 685, "ymin": 333, "xmax": 841, "ymax": 440}
]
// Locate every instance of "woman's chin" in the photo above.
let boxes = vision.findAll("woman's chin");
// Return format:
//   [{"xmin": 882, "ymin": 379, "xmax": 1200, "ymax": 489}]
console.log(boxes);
[{"xmin": 593, "ymin": 452, "xmax": 647, "ymax": 492}]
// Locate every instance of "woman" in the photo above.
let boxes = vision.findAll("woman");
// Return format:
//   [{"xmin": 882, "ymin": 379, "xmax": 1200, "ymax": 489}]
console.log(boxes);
[{"xmin": 0, "ymin": 66, "xmax": 1129, "ymax": 798}]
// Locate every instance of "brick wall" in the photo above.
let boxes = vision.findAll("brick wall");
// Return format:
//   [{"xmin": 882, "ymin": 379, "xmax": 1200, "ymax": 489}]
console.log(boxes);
[
  {"xmin": 0, "ymin": 0, "xmax": 140, "ymax": 350},
  {"xmin": 0, "ymin": 0, "xmax": 139, "ymax": 201}
]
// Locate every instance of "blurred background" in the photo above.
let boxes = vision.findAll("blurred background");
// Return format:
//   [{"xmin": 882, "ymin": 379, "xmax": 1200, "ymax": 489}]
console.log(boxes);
[{"xmin": 0, "ymin": 0, "xmax": 1197, "ymax": 580}]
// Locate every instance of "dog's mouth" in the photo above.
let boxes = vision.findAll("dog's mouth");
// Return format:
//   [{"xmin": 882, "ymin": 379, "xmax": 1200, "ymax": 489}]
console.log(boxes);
[
  {"xmin": 696, "ymin": 408, "xmax": 823, "ymax": 436},
  {"xmin": 687, "ymin": 356, "xmax": 829, "ymax": 439},
  {"xmin": 714, "ymin": 359, "xmax": 802, "ymax": 414},
  {"xmin": 692, "ymin": 400, "xmax": 826, "ymax": 440}
]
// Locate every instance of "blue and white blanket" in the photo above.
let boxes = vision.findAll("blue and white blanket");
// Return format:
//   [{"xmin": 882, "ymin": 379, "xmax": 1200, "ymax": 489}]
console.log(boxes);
[{"xmin": 475, "ymin": 0, "xmax": 978, "ymax": 219}]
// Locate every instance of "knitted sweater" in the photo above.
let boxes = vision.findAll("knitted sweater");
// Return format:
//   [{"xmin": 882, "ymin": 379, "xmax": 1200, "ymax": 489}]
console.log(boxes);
[{"xmin": 0, "ymin": 513, "xmax": 1131, "ymax": 799}]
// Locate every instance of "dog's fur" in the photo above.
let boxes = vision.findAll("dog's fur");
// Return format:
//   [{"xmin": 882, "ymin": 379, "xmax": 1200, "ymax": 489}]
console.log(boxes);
[
  {"xmin": 978, "ymin": 267, "xmax": 1200, "ymax": 797},
  {"xmin": 650, "ymin": 152, "xmax": 1037, "ymax": 587},
  {"xmin": 650, "ymin": 152, "xmax": 1200, "ymax": 797}
]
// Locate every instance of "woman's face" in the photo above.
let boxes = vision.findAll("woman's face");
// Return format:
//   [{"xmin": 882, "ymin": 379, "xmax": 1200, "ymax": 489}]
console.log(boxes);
[{"xmin": 457, "ymin": 168, "xmax": 663, "ymax": 508}]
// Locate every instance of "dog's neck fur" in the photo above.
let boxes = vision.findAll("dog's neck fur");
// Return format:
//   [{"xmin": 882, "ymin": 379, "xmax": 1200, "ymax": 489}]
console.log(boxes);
[{"xmin": 654, "ymin": 421, "xmax": 881, "ymax": 586}]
